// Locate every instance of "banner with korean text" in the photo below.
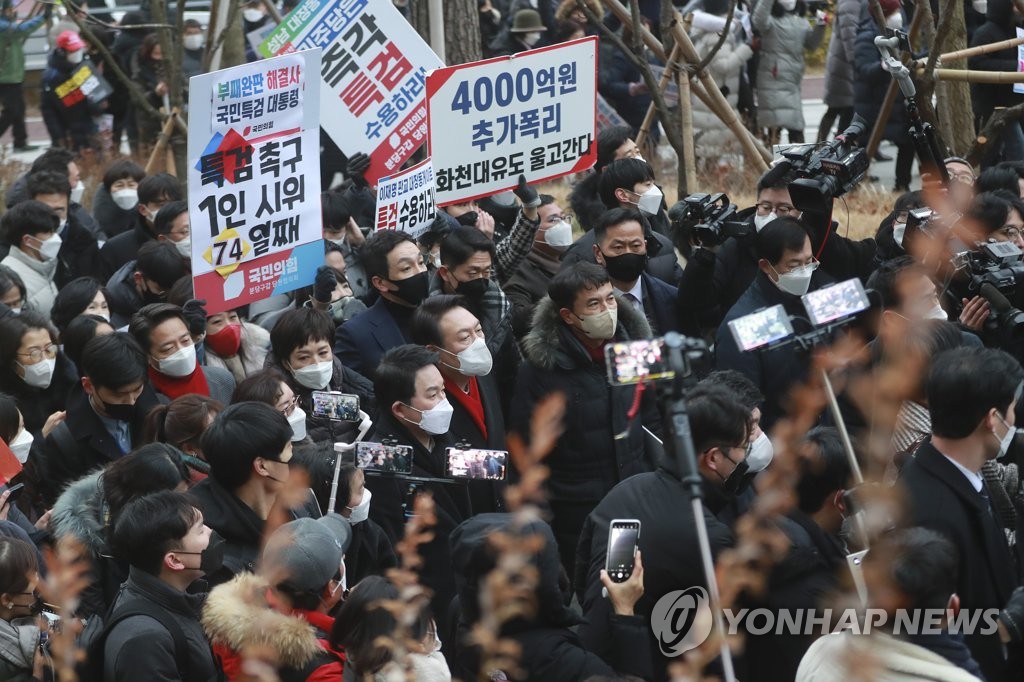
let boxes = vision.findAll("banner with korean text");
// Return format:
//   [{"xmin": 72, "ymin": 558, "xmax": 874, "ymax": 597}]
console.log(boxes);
[
  {"xmin": 374, "ymin": 158, "xmax": 436, "ymax": 239},
  {"xmin": 426, "ymin": 36, "xmax": 598, "ymax": 206},
  {"xmin": 259, "ymin": 0, "xmax": 443, "ymax": 184},
  {"xmin": 187, "ymin": 50, "xmax": 323, "ymax": 315}
]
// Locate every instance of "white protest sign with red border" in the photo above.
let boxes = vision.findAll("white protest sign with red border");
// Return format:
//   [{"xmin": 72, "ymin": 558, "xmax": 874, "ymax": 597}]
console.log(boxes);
[
  {"xmin": 374, "ymin": 158, "xmax": 436, "ymax": 239},
  {"xmin": 426, "ymin": 36, "xmax": 598, "ymax": 207}
]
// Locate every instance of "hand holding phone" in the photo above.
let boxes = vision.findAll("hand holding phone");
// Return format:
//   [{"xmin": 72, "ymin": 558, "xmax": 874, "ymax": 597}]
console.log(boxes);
[
  {"xmin": 604, "ymin": 519, "xmax": 641, "ymax": 582},
  {"xmin": 600, "ymin": 549, "xmax": 644, "ymax": 616}
]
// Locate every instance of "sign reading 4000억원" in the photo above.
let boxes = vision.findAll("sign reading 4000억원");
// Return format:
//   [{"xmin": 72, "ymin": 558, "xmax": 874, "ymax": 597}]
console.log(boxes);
[{"xmin": 426, "ymin": 36, "xmax": 598, "ymax": 207}]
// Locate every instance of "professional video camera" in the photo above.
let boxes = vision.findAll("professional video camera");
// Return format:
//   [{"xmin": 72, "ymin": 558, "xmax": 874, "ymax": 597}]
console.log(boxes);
[
  {"xmin": 783, "ymin": 118, "xmax": 869, "ymax": 214},
  {"xmin": 671, "ymin": 192, "xmax": 752, "ymax": 248},
  {"xmin": 952, "ymin": 241, "xmax": 1024, "ymax": 341}
]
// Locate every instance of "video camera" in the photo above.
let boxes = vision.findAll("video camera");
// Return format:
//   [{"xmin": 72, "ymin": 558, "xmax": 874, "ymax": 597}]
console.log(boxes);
[
  {"xmin": 672, "ymin": 192, "xmax": 752, "ymax": 248},
  {"xmin": 952, "ymin": 241, "xmax": 1024, "ymax": 341},
  {"xmin": 783, "ymin": 118, "xmax": 869, "ymax": 214}
]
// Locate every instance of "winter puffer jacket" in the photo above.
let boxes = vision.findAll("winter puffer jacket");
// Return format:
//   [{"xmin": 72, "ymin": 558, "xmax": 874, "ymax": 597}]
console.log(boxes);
[
  {"xmin": 689, "ymin": 25, "xmax": 753, "ymax": 156},
  {"xmin": 0, "ymin": 618, "xmax": 39, "ymax": 682},
  {"xmin": 969, "ymin": 0, "xmax": 1024, "ymax": 123},
  {"xmin": 822, "ymin": 0, "xmax": 859, "ymax": 109},
  {"xmin": 853, "ymin": 12, "xmax": 911, "ymax": 147},
  {"xmin": 752, "ymin": 0, "xmax": 824, "ymax": 130}
]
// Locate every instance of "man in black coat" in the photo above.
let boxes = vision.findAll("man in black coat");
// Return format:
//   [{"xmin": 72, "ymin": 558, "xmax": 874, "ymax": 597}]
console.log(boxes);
[
  {"xmin": 40, "ymin": 333, "xmax": 158, "ymax": 505},
  {"xmin": 410, "ymin": 296, "xmax": 505, "ymax": 515},
  {"xmin": 900, "ymin": 346, "xmax": 1024, "ymax": 682},
  {"xmin": 364, "ymin": 345, "xmax": 474, "ymax": 638},
  {"xmin": 969, "ymin": 0, "xmax": 1024, "ymax": 164},
  {"xmin": 25, "ymin": 170, "xmax": 102, "ymax": 288},
  {"xmin": 510, "ymin": 262, "xmax": 661, "ymax": 578},
  {"xmin": 99, "ymin": 173, "xmax": 182, "ymax": 279},
  {"xmin": 715, "ymin": 218, "xmax": 834, "ymax": 429},
  {"xmin": 573, "ymin": 383, "xmax": 744, "ymax": 679},
  {"xmin": 592, "ymin": 207, "xmax": 680, "ymax": 335}
]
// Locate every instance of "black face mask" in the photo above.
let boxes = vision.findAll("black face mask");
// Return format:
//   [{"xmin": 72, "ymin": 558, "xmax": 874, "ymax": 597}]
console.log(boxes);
[
  {"xmin": 177, "ymin": 530, "xmax": 226, "ymax": 576},
  {"xmin": 454, "ymin": 277, "xmax": 489, "ymax": 299},
  {"xmin": 455, "ymin": 211, "xmax": 478, "ymax": 227},
  {"xmin": 719, "ymin": 457, "xmax": 750, "ymax": 498},
  {"xmin": 10, "ymin": 593, "xmax": 43, "ymax": 617},
  {"xmin": 390, "ymin": 270, "xmax": 429, "ymax": 306},
  {"xmin": 96, "ymin": 395, "xmax": 136, "ymax": 422},
  {"xmin": 140, "ymin": 285, "xmax": 166, "ymax": 306},
  {"xmin": 601, "ymin": 251, "xmax": 648, "ymax": 283}
]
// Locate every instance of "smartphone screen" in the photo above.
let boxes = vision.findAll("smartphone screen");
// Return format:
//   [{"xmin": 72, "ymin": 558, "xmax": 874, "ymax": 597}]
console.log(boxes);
[
  {"xmin": 605, "ymin": 339, "xmax": 674, "ymax": 385},
  {"xmin": 605, "ymin": 519, "xmax": 641, "ymax": 583},
  {"xmin": 801, "ymin": 278, "xmax": 869, "ymax": 327},
  {"xmin": 445, "ymin": 448, "xmax": 508, "ymax": 480},
  {"xmin": 311, "ymin": 391, "xmax": 360, "ymax": 421},
  {"xmin": 355, "ymin": 442, "xmax": 414, "ymax": 475},
  {"xmin": 727, "ymin": 304, "xmax": 794, "ymax": 352}
]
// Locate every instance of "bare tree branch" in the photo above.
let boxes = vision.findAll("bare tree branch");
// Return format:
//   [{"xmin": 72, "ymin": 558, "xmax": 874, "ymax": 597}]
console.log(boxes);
[
  {"xmin": 694, "ymin": 0, "xmax": 736, "ymax": 76},
  {"xmin": 35, "ymin": 0, "xmax": 173, "ymax": 30},
  {"xmin": 968, "ymin": 102, "xmax": 1024, "ymax": 164}
]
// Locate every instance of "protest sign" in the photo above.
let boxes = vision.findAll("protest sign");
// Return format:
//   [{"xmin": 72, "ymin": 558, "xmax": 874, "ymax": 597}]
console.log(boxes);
[
  {"xmin": 54, "ymin": 61, "xmax": 113, "ymax": 108},
  {"xmin": 374, "ymin": 158, "xmax": 436, "ymax": 239},
  {"xmin": 426, "ymin": 36, "xmax": 597, "ymax": 206},
  {"xmin": 187, "ymin": 50, "xmax": 323, "ymax": 315},
  {"xmin": 259, "ymin": 0, "xmax": 443, "ymax": 184}
]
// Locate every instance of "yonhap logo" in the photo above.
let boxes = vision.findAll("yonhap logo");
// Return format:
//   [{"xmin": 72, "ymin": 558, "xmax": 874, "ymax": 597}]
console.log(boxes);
[{"xmin": 650, "ymin": 587, "xmax": 713, "ymax": 656}]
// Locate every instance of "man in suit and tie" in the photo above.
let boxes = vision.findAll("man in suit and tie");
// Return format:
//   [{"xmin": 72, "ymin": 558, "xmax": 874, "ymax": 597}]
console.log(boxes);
[
  {"xmin": 900, "ymin": 346, "xmax": 1024, "ymax": 682},
  {"xmin": 334, "ymin": 230, "xmax": 430, "ymax": 379},
  {"xmin": 591, "ymin": 207, "xmax": 679, "ymax": 336}
]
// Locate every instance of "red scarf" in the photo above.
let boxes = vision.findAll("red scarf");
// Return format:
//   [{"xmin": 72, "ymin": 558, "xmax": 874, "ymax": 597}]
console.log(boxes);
[
  {"xmin": 148, "ymin": 365, "xmax": 210, "ymax": 400},
  {"xmin": 445, "ymin": 375, "xmax": 487, "ymax": 440}
]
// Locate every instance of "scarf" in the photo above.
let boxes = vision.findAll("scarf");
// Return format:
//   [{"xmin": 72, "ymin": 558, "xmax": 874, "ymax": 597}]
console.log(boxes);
[{"xmin": 148, "ymin": 364, "xmax": 210, "ymax": 401}]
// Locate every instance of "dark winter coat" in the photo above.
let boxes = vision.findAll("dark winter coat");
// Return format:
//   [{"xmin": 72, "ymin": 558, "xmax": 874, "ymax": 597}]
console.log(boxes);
[
  {"xmin": 100, "ymin": 219, "xmax": 153, "ymax": 280},
  {"xmin": 55, "ymin": 210, "xmax": 103, "ymax": 289},
  {"xmin": 560, "ymin": 225, "xmax": 681, "ymax": 286},
  {"xmin": 451, "ymin": 513, "xmax": 654, "ymax": 682},
  {"xmin": 90, "ymin": 185, "xmax": 137, "ymax": 239},
  {"xmin": 504, "ymin": 248, "xmax": 562, "ymax": 339},
  {"xmin": 334, "ymin": 297, "xmax": 410, "ymax": 380},
  {"xmin": 715, "ymin": 269, "xmax": 835, "ymax": 429},
  {"xmin": 752, "ymin": 0, "xmax": 824, "ymax": 130},
  {"xmin": 268, "ymin": 355, "xmax": 375, "ymax": 445},
  {"xmin": 40, "ymin": 52, "xmax": 101, "ymax": 148},
  {"xmin": 822, "ymin": 0, "xmax": 860, "ymax": 109},
  {"xmin": 343, "ymin": 517, "xmax": 398, "ymax": 587},
  {"xmin": 104, "ymin": 567, "xmax": 219, "ymax": 682},
  {"xmin": 574, "ymin": 468, "xmax": 734, "ymax": 680},
  {"xmin": 900, "ymin": 441, "xmax": 1024, "ymax": 682},
  {"xmin": 597, "ymin": 42, "xmax": 652, "ymax": 130},
  {"xmin": 0, "ymin": 351, "xmax": 77, "ymax": 437},
  {"xmin": 446, "ymin": 372, "xmax": 507, "ymax": 517},
  {"xmin": 854, "ymin": 13, "xmax": 911, "ymax": 146},
  {"xmin": 969, "ymin": 0, "xmax": 1024, "ymax": 123}
]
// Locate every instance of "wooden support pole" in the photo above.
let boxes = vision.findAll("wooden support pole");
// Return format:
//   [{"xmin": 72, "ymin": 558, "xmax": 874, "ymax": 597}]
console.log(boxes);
[
  {"xmin": 146, "ymin": 109, "xmax": 180, "ymax": 176},
  {"xmin": 940, "ymin": 36, "xmax": 1024, "ymax": 62},
  {"xmin": 636, "ymin": 43, "xmax": 684, "ymax": 149}
]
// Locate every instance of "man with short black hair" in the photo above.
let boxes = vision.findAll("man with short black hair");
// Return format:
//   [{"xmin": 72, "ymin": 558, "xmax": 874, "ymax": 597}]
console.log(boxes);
[
  {"xmin": 91, "ymin": 159, "xmax": 145, "ymax": 239},
  {"xmin": 129, "ymin": 302, "xmax": 235, "ymax": 404},
  {"xmin": 39, "ymin": 332, "xmax": 160, "ymax": 503},
  {"xmin": 104, "ymin": 491, "xmax": 221, "ymax": 682},
  {"xmin": 150, "ymin": 200, "xmax": 191, "ymax": 259},
  {"xmin": 26, "ymin": 168, "xmax": 102, "ymax": 287},
  {"xmin": 561, "ymin": 158, "xmax": 680, "ymax": 285},
  {"xmin": 191, "ymin": 401, "xmax": 314, "ymax": 585},
  {"xmin": 4, "ymin": 148, "xmax": 99, "ymax": 239},
  {"xmin": 0, "ymin": 199, "xmax": 62, "ymax": 316},
  {"xmin": 100, "ymin": 173, "xmax": 183, "ymax": 277},
  {"xmin": 511, "ymin": 262, "xmax": 660, "ymax": 577},
  {"xmin": 334, "ymin": 230, "xmax": 428, "ymax": 378},
  {"xmin": 716, "ymin": 218, "xmax": 833, "ymax": 429},
  {"xmin": 592, "ymin": 207, "xmax": 679, "ymax": 335},
  {"xmin": 105, "ymin": 240, "xmax": 188, "ymax": 325},
  {"xmin": 901, "ymin": 346, "xmax": 1024, "ymax": 681}
]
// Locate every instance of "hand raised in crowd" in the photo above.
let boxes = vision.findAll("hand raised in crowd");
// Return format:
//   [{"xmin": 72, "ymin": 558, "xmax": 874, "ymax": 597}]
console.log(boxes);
[
  {"xmin": 476, "ymin": 209, "xmax": 496, "ymax": 239},
  {"xmin": 34, "ymin": 509, "xmax": 52, "ymax": 532},
  {"xmin": 345, "ymin": 216, "xmax": 366, "ymax": 246},
  {"xmin": 182, "ymin": 299, "xmax": 209, "ymax": 338},
  {"xmin": 314, "ymin": 265, "xmax": 337, "ymax": 305},
  {"xmin": 959, "ymin": 296, "xmax": 990, "ymax": 332},
  {"xmin": 346, "ymin": 152, "xmax": 372, "ymax": 188},
  {"xmin": 513, "ymin": 174, "xmax": 540, "ymax": 221},
  {"xmin": 600, "ymin": 550, "xmax": 645, "ymax": 616},
  {"xmin": 628, "ymin": 81, "xmax": 649, "ymax": 97},
  {"xmin": 41, "ymin": 410, "xmax": 66, "ymax": 439}
]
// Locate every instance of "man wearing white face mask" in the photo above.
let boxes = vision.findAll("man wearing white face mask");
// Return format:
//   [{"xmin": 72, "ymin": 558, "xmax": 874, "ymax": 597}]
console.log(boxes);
[
  {"xmin": 488, "ymin": 8, "xmax": 547, "ymax": 56},
  {"xmin": 150, "ymin": 201, "xmax": 192, "ymax": 260},
  {"xmin": 511, "ymin": 262, "xmax": 661, "ymax": 577},
  {"xmin": 0, "ymin": 200, "xmax": 61, "ymax": 317},
  {"xmin": 901, "ymin": 347, "xmax": 1024, "ymax": 682},
  {"xmin": 129, "ymin": 303, "xmax": 236, "ymax": 405},
  {"xmin": 716, "ymin": 218, "xmax": 832, "ymax": 429},
  {"xmin": 367, "ymin": 345, "xmax": 474, "ymax": 629},
  {"xmin": 411, "ymin": 297, "xmax": 508, "ymax": 516},
  {"xmin": 90, "ymin": 160, "xmax": 145, "ymax": 240},
  {"xmin": 26, "ymin": 169, "xmax": 102, "ymax": 289},
  {"xmin": 100, "ymin": 173, "xmax": 183, "ymax": 279}
]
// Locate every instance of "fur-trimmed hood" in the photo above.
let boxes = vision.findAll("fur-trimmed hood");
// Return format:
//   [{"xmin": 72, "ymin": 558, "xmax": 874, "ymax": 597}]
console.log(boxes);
[
  {"xmin": 50, "ymin": 471, "xmax": 106, "ymax": 556},
  {"xmin": 521, "ymin": 294, "xmax": 652, "ymax": 371},
  {"xmin": 201, "ymin": 572, "xmax": 322, "ymax": 669}
]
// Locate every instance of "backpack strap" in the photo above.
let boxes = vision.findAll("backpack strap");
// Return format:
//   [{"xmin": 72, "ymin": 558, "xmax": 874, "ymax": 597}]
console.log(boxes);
[{"xmin": 103, "ymin": 599, "xmax": 191, "ymax": 679}]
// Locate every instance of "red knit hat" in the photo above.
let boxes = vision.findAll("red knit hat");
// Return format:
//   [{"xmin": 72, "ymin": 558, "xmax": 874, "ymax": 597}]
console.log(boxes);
[
  {"xmin": 56, "ymin": 30, "xmax": 86, "ymax": 52},
  {"xmin": 879, "ymin": 0, "xmax": 902, "ymax": 14}
]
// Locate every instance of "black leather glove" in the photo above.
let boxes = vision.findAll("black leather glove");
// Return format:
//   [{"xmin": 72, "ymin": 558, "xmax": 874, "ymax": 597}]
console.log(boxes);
[
  {"xmin": 181, "ymin": 299, "xmax": 208, "ymax": 337},
  {"xmin": 513, "ymin": 174, "xmax": 540, "ymax": 208},
  {"xmin": 314, "ymin": 265, "xmax": 336, "ymax": 304},
  {"xmin": 1001, "ymin": 586, "xmax": 1024, "ymax": 642},
  {"xmin": 346, "ymin": 152, "xmax": 371, "ymax": 188},
  {"xmin": 455, "ymin": 211, "xmax": 478, "ymax": 227}
]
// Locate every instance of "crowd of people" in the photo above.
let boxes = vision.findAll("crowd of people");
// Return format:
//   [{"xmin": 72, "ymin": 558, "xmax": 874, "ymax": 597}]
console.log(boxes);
[{"xmin": 0, "ymin": 0, "xmax": 1024, "ymax": 681}]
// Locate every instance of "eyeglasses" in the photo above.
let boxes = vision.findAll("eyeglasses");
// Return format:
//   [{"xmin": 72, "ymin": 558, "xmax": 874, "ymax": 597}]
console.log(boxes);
[
  {"xmin": 544, "ymin": 213, "xmax": 574, "ymax": 225},
  {"xmin": 949, "ymin": 172, "xmax": 975, "ymax": 185},
  {"xmin": 17, "ymin": 344, "xmax": 57, "ymax": 362},
  {"xmin": 755, "ymin": 202, "xmax": 797, "ymax": 216},
  {"xmin": 999, "ymin": 225, "xmax": 1024, "ymax": 240},
  {"xmin": 278, "ymin": 395, "xmax": 298, "ymax": 417}
]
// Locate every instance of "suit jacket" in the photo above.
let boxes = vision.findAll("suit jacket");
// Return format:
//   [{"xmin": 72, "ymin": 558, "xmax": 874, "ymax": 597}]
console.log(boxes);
[
  {"xmin": 900, "ymin": 441, "xmax": 1021, "ymax": 682},
  {"xmin": 639, "ymin": 272, "xmax": 680, "ymax": 336},
  {"xmin": 333, "ymin": 297, "xmax": 408, "ymax": 379},
  {"xmin": 447, "ymin": 373, "xmax": 506, "ymax": 516}
]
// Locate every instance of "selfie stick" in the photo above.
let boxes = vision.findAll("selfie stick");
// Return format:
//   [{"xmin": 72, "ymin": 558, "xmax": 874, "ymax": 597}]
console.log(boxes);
[
  {"xmin": 661, "ymin": 333, "xmax": 737, "ymax": 682},
  {"xmin": 330, "ymin": 410, "xmax": 373, "ymax": 513}
]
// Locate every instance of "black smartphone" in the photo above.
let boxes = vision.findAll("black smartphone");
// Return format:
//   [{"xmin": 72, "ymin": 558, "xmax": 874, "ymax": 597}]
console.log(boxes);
[
  {"xmin": 605, "ymin": 518, "xmax": 641, "ymax": 583},
  {"xmin": 311, "ymin": 390, "xmax": 360, "ymax": 421},
  {"xmin": 444, "ymin": 447, "xmax": 508, "ymax": 480},
  {"xmin": 4, "ymin": 483, "xmax": 24, "ymax": 505},
  {"xmin": 605, "ymin": 338, "xmax": 673, "ymax": 386},
  {"xmin": 354, "ymin": 442, "xmax": 414, "ymax": 475}
]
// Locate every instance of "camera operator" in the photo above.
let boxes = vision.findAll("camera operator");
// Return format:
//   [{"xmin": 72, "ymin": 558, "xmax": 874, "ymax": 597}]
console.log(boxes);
[
  {"xmin": 559, "ymin": 158, "xmax": 681, "ymax": 286},
  {"xmin": 715, "ymin": 218, "xmax": 835, "ymax": 429}
]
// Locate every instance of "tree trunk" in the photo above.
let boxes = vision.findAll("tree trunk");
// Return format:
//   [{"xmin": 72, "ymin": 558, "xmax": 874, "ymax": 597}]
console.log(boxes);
[
  {"xmin": 221, "ymin": 6, "xmax": 246, "ymax": 68},
  {"xmin": 934, "ymin": 1, "xmax": 974, "ymax": 155},
  {"xmin": 443, "ymin": 0, "xmax": 482, "ymax": 65},
  {"xmin": 407, "ymin": 0, "xmax": 431, "ymax": 46}
]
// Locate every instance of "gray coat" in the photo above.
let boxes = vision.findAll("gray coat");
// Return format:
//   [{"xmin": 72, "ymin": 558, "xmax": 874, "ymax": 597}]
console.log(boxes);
[
  {"xmin": 752, "ymin": 0, "xmax": 825, "ymax": 130},
  {"xmin": 822, "ymin": 0, "xmax": 860, "ymax": 108}
]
